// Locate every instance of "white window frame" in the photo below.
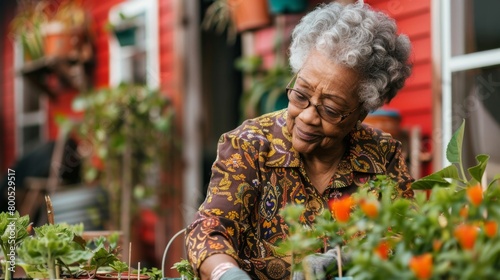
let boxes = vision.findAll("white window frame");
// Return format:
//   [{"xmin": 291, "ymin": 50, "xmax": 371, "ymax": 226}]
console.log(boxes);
[
  {"xmin": 108, "ymin": 0, "xmax": 159, "ymax": 88},
  {"xmin": 439, "ymin": 0, "xmax": 500, "ymax": 168},
  {"xmin": 14, "ymin": 41, "xmax": 48, "ymax": 157}
]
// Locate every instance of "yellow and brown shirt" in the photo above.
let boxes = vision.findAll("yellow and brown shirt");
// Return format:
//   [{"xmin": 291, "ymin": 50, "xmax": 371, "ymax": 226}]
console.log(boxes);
[{"xmin": 185, "ymin": 109, "xmax": 414, "ymax": 279}]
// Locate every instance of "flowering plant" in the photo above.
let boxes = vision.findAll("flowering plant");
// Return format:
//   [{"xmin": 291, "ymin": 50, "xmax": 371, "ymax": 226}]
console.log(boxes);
[{"xmin": 279, "ymin": 120, "xmax": 500, "ymax": 279}]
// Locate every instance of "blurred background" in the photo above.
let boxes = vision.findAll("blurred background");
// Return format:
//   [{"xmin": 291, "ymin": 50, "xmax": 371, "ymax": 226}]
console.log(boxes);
[{"xmin": 1, "ymin": 0, "xmax": 499, "ymax": 277}]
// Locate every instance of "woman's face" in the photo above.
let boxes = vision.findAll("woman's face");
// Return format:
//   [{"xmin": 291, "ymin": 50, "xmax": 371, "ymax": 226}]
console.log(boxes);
[{"xmin": 286, "ymin": 50, "xmax": 364, "ymax": 157}]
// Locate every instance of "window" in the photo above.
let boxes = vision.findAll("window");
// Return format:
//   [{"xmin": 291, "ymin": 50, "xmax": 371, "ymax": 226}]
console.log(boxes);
[
  {"xmin": 441, "ymin": 0, "xmax": 500, "ymax": 181},
  {"xmin": 14, "ymin": 42, "xmax": 47, "ymax": 156},
  {"xmin": 108, "ymin": 0, "xmax": 159, "ymax": 87}
]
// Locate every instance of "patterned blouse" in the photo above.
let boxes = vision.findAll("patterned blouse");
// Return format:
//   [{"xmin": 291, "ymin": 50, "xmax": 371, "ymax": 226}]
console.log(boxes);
[{"xmin": 185, "ymin": 109, "xmax": 414, "ymax": 279}]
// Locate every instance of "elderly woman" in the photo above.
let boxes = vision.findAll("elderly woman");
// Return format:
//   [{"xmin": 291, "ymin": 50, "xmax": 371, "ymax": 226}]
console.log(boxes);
[{"xmin": 185, "ymin": 2, "xmax": 413, "ymax": 279}]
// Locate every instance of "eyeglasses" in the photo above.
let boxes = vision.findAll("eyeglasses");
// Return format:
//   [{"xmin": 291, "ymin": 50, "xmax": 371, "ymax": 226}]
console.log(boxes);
[{"xmin": 286, "ymin": 74, "xmax": 362, "ymax": 124}]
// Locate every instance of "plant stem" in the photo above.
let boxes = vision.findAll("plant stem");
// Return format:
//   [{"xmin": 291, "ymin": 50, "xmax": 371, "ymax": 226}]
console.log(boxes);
[
  {"xmin": 4, "ymin": 262, "xmax": 11, "ymax": 280},
  {"xmin": 2, "ymin": 244, "xmax": 12, "ymax": 280},
  {"xmin": 60, "ymin": 260, "xmax": 73, "ymax": 278},
  {"xmin": 48, "ymin": 258, "xmax": 56, "ymax": 280},
  {"xmin": 459, "ymin": 163, "xmax": 467, "ymax": 184}
]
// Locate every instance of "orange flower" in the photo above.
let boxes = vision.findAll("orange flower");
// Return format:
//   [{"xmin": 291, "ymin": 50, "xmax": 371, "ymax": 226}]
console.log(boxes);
[
  {"xmin": 360, "ymin": 199, "xmax": 379, "ymax": 218},
  {"xmin": 484, "ymin": 220, "xmax": 498, "ymax": 238},
  {"xmin": 328, "ymin": 196, "xmax": 353, "ymax": 223},
  {"xmin": 375, "ymin": 241, "xmax": 390, "ymax": 260},
  {"xmin": 454, "ymin": 224, "xmax": 478, "ymax": 250},
  {"xmin": 466, "ymin": 184, "xmax": 483, "ymax": 206},
  {"xmin": 432, "ymin": 239, "xmax": 442, "ymax": 252},
  {"xmin": 409, "ymin": 253, "xmax": 433, "ymax": 280},
  {"xmin": 459, "ymin": 205, "xmax": 468, "ymax": 218}
]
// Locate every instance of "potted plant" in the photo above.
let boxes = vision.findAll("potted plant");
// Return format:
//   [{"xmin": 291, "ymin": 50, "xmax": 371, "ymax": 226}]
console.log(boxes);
[
  {"xmin": 236, "ymin": 55, "xmax": 292, "ymax": 120},
  {"xmin": 71, "ymin": 83, "xmax": 177, "ymax": 261},
  {"xmin": 106, "ymin": 12, "xmax": 139, "ymax": 47},
  {"xmin": 76, "ymin": 234, "xmax": 121, "ymax": 279},
  {"xmin": 96, "ymin": 261, "xmax": 153, "ymax": 280},
  {"xmin": 17, "ymin": 223, "xmax": 93, "ymax": 280},
  {"xmin": 203, "ymin": 0, "xmax": 271, "ymax": 43},
  {"xmin": 9, "ymin": 0, "xmax": 90, "ymax": 60},
  {"xmin": 171, "ymin": 260, "xmax": 196, "ymax": 280},
  {"xmin": 0, "ymin": 212, "xmax": 30, "ymax": 280},
  {"xmin": 42, "ymin": 0, "xmax": 90, "ymax": 58},
  {"xmin": 279, "ymin": 120, "xmax": 500, "ymax": 279},
  {"xmin": 8, "ymin": 0, "xmax": 48, "ymax": 61}
]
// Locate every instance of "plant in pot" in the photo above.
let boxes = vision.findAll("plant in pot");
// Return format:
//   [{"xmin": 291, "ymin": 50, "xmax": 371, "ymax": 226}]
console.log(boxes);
[
  {"xmin": 16, "ymin": 223, "xmax": 93, "ymax": 280},
  {"xmin": 76, "ymin": 234, "xmax": 121, "ymax": 279},
  {"xmin": 96, "ymin": 261, "xmax": 152, "ymax": 280},
  {"xmin": 42, "ymin": 0, "xmax": 90, "ymax": 58},
  {"xmin": 278, "ymin": 120, "xmax": 500, "ymax": 279},
  {"xmin": 8, "ymin": 0, "xmax": 48, "ymax": 61},
  {"xmin": 72, "ymin": 83, "xmax": 177, "ymax": 261},
  {"xmin": 203, "ymin": 0, "xmax": 271, "ymax": 43},
  {"xmin": 106, "ymin": 12, "xmax": 139, "ymax": 47},
  {"xmin": 0, "ymin": 212, "xmax": 30, "ymax": 280},
  {"xmin": 171, "ymin": 260, "xmax": 196, "ymax": 280},
  {"xmin": 236, "ymin": 55, "xmax": 292, "ymax": 120},
  {"xmin": 137, "ymin": 267, "xmax": 162, "ymax": 280}
]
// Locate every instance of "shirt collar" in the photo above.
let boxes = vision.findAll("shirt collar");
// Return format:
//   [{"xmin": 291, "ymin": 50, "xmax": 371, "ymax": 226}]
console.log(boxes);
[{"xmin": 264, "ymin": 111, "xmax": 384, "ymax": 175}]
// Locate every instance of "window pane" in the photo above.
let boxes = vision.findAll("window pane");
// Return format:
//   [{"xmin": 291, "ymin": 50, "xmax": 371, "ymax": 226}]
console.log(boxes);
[
  {"xmin": 451, "ymin": 66, "xmax": 500, "ymax": 181},
  {"xmin": 22, "ymin": 80, "xmax": 40, "ymax": 112},
  {"xmin": 451, "ymin": 0, "xmax": 500, "ymax": 56},
  {"xmin": 22, "ymin": 125, "xmax": 43, "ymax": 155}
]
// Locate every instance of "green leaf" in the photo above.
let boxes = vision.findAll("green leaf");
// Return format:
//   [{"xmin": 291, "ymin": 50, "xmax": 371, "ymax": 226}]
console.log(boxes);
[
  {"xmin": 446, "ymin": 119, "xmax": 465, "ymax": 164},
  {"xmin": 467, "ymin": 154, "xmax": 489, "ymax": 184},
  {"xmin": 488, "ymin": 174, "xmax": 500, "ymax": 190},
  {"xmin": 411, "ymin": 165, "xmax": 460, "ymax": 189}
]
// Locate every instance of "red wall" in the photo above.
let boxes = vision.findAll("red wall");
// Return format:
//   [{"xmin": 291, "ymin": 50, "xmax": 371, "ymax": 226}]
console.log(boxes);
[
  {"xmin": 1, "ymin": 10, "xmax": 16, "ymax": 171},
  {"xmin": 367, "ymin": 0, "xmax": 433, "ymax": 136}
]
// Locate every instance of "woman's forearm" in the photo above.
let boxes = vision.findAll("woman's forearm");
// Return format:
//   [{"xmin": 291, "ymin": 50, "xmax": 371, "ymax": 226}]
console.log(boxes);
[{"xmin": 199, "ymin": 254, "xmax": 239, "ymax": 280}]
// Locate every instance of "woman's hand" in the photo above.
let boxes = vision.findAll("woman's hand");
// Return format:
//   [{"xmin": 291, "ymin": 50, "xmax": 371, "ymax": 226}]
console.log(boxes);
[{"xmin": 292, "ymin": 248, "xmax": 348, "ymax": 280}]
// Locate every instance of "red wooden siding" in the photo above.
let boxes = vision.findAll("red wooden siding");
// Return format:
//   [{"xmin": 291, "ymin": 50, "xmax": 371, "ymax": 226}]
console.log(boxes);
[
  {"xmin": 367, "ymin": 0, "xmax": 433, "ymax": 136},
  {"xmin": 1, "ymin": 3, "xmax": 16, "ymax": 171}
]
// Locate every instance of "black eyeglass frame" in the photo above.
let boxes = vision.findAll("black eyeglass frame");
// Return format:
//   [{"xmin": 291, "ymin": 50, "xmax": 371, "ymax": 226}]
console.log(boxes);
[{"xmin": 285, "ymin": 73, "xmax": 363, "ymax": 124}]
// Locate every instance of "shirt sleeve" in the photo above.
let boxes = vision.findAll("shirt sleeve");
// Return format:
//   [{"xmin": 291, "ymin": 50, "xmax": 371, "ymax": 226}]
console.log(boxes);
[
  {"xmin": 185, "ymin": 131, "xmax": 261, "ymax": 274},
  {"xmin": 384, "ymin": 137, "xmax": 415, "ymax": 198}
]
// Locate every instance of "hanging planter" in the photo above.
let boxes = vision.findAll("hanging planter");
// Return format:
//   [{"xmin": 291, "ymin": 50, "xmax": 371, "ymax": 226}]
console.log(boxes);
[
  {"xmin": 267, "ymin": 0, "xmax": 308, "ymax": 14},
  {"xmin": 113, "ymin": 25, "xmax": 137, "ymax": 47},
  {"xmin": 228, "ymin": 0, "xmax": 272, "ymax": 32}
]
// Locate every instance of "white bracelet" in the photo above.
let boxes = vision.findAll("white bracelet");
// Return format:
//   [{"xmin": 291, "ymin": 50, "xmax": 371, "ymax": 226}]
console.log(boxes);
[{"xmin": 211, "ymin": 262, "xmax": 237, "ymax": 280}]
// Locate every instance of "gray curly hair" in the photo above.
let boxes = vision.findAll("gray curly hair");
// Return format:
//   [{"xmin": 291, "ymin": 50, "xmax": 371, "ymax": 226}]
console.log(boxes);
[{"xmin": 289, "ymin": 2, "xmax": 412, "ymax": 112}]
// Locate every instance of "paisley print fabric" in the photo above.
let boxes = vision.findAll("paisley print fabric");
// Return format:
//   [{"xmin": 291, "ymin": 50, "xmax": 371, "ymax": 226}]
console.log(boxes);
[{"xmin": 185, "ymin": 109, "xmax": 414, "ymax": 279}]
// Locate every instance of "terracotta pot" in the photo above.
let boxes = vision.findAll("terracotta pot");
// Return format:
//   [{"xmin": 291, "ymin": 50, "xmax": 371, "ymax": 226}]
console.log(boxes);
[
  {"xmin": 228, "ymin": 0, "xmax": 272, "ymax": 32},
  {"xmin": 363, "ymin": 109, "xmax": 402, "ymax": 138},
  {"xmin": 42, "ymin": 21, "xmax": 82, "ymax": 57}
]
